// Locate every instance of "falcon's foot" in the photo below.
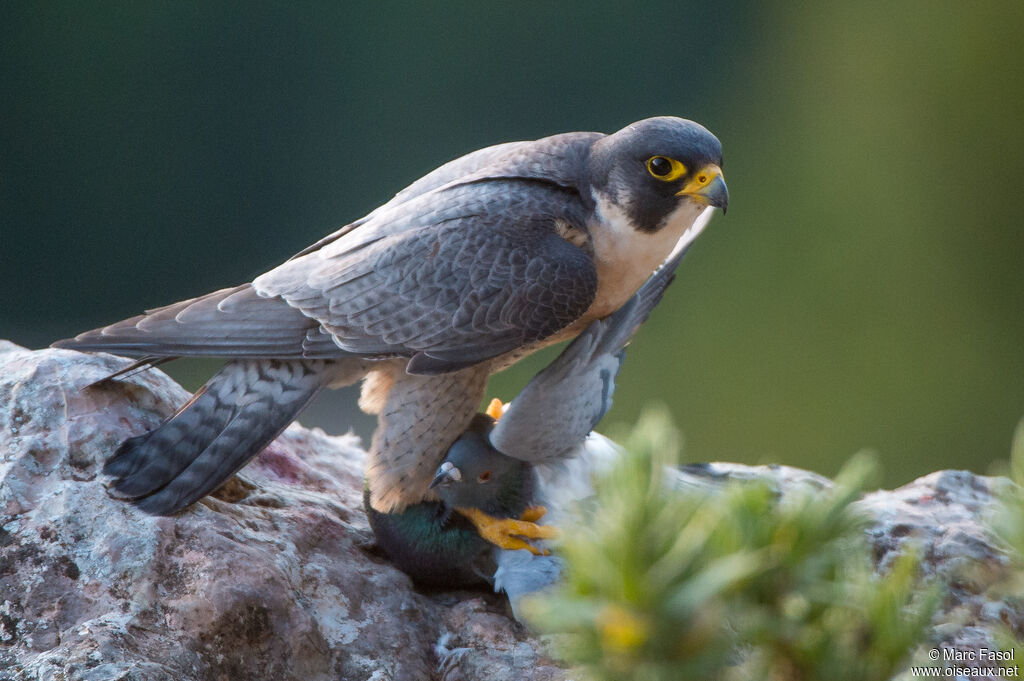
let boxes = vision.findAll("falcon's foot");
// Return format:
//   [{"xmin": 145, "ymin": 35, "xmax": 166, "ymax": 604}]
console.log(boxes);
[{"xmin": 456, "ymin": 506, "xmax": 561, "ymax": 555}]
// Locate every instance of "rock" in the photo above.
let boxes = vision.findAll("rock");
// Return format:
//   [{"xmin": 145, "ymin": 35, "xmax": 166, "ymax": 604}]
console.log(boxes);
[
  {"xmin": 0, "ymin": 344, "xmax": 1019, "ymax": 680},
  {"xmin": 667, "ymin": 461, "xmax": 1024, "ymax": 675},
  {"xmin": 0, "ymin": 344, "xmax": 566, "ymax": 681},
  {"xmin": 860, "ymin": 470, "xmax": 1023, "ymax": 666},
  {"xmin": 672, "ymin": 461, "xmax": 835, "ymax": 499}
]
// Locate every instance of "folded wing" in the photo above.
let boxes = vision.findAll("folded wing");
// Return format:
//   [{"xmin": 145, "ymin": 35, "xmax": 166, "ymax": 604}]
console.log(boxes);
[{"xmin": 55, "ymin": 134, "xmax": 603, "ymax": 373}]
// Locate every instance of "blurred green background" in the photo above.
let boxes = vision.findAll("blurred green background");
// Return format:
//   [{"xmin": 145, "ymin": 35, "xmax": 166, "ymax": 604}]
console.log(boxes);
[{"xmin": 2, "ymin": 3, "xmax": 1022, "ymax": 487}]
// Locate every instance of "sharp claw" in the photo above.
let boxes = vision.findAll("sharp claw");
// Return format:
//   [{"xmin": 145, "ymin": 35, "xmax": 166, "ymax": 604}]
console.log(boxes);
[
  {"xmin": 501, "ymin": 538, "xmax": 550, "ymax": 556},
  {"xmin": 519, "ymin": 505, "xmax": 547, "ymax": 522}
]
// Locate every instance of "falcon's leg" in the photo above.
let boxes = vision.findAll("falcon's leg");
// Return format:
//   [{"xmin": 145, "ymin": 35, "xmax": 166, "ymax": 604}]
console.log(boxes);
[
  {"xmin": 365, "ymin": 363, "xmax": 490, "ymax": 513},
  {"xmin": 455, "ymin": 507, "xmax": 561, "ymax": 556}
]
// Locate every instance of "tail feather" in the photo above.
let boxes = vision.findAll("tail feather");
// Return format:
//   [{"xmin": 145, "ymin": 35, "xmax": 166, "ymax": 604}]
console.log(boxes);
[
  {"xmin": 105, "ymin": 384, "xmax": 241, "ymax": 492},
  {"xmin": 104, "ymin": 358, "xmax": 335, "ymax": 515}
]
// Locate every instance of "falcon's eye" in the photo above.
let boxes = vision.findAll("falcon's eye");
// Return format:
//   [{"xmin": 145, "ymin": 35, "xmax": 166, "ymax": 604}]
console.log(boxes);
[
  {"xmin": 477, "ymin": 471, "xmax": 492, "ymax": 483},
  {"xmin": 646, "ymin": 156, "xmax": 687, "ymax": 182}
]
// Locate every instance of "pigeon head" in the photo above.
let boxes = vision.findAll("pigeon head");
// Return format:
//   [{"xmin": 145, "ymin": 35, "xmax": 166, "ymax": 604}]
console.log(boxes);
[{"xmin": 430, "ymin": 414, "xmax": 534, "ymax": 517}]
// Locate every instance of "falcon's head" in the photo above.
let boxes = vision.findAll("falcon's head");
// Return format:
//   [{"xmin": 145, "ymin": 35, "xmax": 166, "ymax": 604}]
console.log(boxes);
[{"xmin": 586, "ymin": 116, "xmax": 728, "ymax": 234}]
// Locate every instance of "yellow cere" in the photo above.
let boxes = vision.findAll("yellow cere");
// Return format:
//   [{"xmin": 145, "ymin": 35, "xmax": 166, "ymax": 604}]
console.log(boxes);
[
  {"xmin": 677, "ymin": 163, "xmax": 723, "ymax": 198},
  {"xmin": 645, "ymin": 155, "xmax": 687, "ymax": 182}
]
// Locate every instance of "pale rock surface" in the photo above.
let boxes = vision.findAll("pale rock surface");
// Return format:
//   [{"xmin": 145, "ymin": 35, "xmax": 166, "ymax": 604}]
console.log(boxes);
[
  {"xmin": 0, "ymin": 342, "xmax": 1020, "ymax": 680},
  {"xmin": 0, "ymin": 343, "xmax": 566, "ymax": 681},
  {"xmin": 860, "ymin": 470, "xmax": 1023, "ymax": 669}
]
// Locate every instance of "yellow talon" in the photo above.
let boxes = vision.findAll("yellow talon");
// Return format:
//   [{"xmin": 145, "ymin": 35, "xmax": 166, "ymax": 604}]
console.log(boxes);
[
  {"xmin": 456, "ymin": 506, "xmax": 561, "ymax": 555},
  {"xmin": 485, "ymin": 397, "xmax": 505, "ymax": 421}
]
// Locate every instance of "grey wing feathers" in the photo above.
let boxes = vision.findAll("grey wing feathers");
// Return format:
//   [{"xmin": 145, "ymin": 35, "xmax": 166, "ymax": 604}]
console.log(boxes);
[
  {"xmin": 493, "ymin": 549, "xmax": 565, "ymax": 621},
  {"xmin": 52, "ymin": 284, "xmax": 334, "ymax": 359},
  {"xmin": 55, "ymin": 132, "xmax": 602, "ymax": 373},
  {"xmin": 488, "ymin": 226, "xmax": 698, "ymax": 462},
  {"xmin": 257, "ymin": 182, "xmax": 598, "ymax": 375},
  {"xmin": 285, "ymin": 132, "xmax": 598, "ymax": 261},
  {"xmin": 379, "ymin": 131, "xmax": 599, "ymax": 211}
]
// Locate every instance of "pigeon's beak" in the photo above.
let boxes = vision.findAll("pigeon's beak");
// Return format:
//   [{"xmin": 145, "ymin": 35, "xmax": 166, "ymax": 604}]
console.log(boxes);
[{"xmin": 430, "ymin": 461, "xmax": 462, "ymax": 489}]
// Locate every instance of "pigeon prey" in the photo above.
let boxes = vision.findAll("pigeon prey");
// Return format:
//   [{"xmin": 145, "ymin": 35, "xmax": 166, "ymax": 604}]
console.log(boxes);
[
  {"xmin": 53, "ymin": 117, "xmax": 728, "ymax": 516},
  {"xmin": 370, "ymin": 225, "xmax": 698, "ymax": 588}
]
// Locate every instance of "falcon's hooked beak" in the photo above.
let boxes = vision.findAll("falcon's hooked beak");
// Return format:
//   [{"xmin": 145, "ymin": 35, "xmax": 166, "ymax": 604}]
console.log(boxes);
[
  {"xmin": 430, "ymin": 461, "xmax": 462, "ymax": 489},
  {"xmin": 677, "ymin": 164, "xmax": 729, "ymax": 213}
]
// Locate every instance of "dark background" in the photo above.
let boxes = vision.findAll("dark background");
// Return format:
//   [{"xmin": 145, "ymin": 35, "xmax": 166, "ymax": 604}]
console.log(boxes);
[{"xmin": 3, "ymin": 2, "xmax": 1022, "ymax": 486}]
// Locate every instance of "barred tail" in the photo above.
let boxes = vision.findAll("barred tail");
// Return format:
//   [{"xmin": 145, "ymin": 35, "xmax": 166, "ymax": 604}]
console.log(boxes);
[{"xmin": 104, "ymin": 358, "xmax": 348, "ymax": 515}]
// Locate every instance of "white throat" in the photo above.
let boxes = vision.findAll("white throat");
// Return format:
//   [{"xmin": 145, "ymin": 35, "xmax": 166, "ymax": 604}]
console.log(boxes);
[{"xmin": 586, "ymin": 193, "xmax": 714, "ymax": 318}]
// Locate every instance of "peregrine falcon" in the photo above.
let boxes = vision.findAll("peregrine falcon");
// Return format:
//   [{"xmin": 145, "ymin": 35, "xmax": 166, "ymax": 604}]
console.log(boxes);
[
  {"xmin": 53, "ymin": 116, "xmax": 728, "ymax": 515},
  {"xmin": 368, "ymin": 227, "xmax": 696, "ymax": 587}
]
